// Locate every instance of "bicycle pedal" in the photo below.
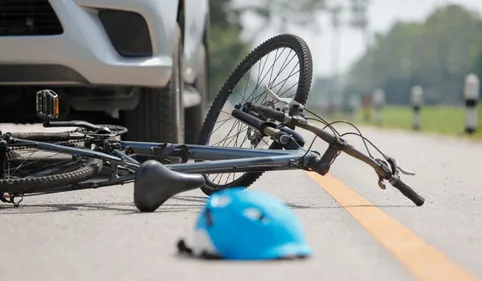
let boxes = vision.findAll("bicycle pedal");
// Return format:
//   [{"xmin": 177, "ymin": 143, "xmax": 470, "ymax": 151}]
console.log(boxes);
[{"xmin": 36, "ymin": 89, "xmax": 59, "ymax": 121}]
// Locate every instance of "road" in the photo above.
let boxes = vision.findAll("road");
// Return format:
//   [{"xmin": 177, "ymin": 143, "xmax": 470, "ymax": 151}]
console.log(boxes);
[{"xmin": 0, "ymin": 123, "xmax": 481, "ymax": 281}]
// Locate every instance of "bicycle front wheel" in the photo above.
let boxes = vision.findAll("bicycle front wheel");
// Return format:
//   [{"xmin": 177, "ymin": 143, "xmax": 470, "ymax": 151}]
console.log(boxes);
[{"xmin": 198, "ymin": 34, "xmax": 313, "ymax": 195}]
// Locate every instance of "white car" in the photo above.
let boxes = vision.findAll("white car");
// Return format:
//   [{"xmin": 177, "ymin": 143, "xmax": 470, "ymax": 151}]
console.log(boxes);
[{"xmin": 0, "ymin": 0, "xmax": 210, "ymax": 144}]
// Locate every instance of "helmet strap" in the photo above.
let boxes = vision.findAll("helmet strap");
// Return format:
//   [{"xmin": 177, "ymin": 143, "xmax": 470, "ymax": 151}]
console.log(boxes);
[{"xmin": 176, "ymin": 238, "xmax": 223, "ymax": 260}]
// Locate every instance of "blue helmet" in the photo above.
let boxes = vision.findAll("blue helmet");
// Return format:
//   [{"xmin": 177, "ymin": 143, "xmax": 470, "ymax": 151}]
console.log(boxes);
[{"xmin": 177, "ymin": 188, "xmax": 312, "ymax": 260}]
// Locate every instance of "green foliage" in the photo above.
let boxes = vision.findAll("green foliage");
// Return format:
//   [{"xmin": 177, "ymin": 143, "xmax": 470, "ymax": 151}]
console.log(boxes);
[
  {"xmin": 346, "ymin": 4, "xmax": 482, "ymax": 105},
  {"xmin": 208, "ymin": 24, "xmax": 250, "ymax": 100},
  {"xmin": 207, "ymin": 0, "xmax": 328, "ymax": 102},
  {"xmin": 354, "ymin": 105, "xmax": 482, "ymax": 140},
  {"xmin": 230, "ymin": 0, "xmax": 326, "ymax": 32},
  {"xmin": 207, "ymin": 0, "xmax": 250, "ymax": 101}
]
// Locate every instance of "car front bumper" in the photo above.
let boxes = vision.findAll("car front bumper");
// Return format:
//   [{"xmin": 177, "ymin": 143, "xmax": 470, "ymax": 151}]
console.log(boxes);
[{"xmin": 0, "ymin": 0, "xmax": 180, "ymax": 88}]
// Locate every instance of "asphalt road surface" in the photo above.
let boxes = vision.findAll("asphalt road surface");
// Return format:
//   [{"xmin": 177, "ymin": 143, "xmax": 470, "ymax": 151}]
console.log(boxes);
[{"xmin": 0, "ymin": 123, "xmax": 481, "ymax": 281}]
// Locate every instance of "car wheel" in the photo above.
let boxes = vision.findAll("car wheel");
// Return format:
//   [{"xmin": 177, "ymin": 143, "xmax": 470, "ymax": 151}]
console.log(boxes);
[{"xmin": 121, "ymin": 24, "xmax": 185, "ymax": 143}]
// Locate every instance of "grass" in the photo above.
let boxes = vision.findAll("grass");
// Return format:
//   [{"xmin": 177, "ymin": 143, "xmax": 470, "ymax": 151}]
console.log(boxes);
[{"xmin": 340, "ymin": 105, "xmax": 482, "ymax": 141}]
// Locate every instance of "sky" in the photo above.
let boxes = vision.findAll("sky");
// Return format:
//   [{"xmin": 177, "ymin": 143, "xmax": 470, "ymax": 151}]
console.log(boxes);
[{"xmin": 239, "ymin": 0, "xmax": 482, "ymax": 77}]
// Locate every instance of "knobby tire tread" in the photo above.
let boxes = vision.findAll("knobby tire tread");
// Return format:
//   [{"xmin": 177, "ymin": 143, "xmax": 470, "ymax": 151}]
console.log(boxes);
[
  {"xmin": 0, "ymin": 157, "xmax": 103, "ymax": 194},
  {"xmin": 7, "ymin": 131, "xmax": 72, "ymax": 142}
]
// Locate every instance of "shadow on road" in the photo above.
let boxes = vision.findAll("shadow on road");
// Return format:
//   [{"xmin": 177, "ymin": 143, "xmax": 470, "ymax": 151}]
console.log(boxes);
[
  {"xmin": 0, "ymin": 202, "xmax": 203, "ymax": 215},
  {"xmin": 0, "ymin": 196, "xmax": 206, "ymax": 215},
  {"xmin": 0, "ymin": 195, "xmax": 418, "ymax": 215}
]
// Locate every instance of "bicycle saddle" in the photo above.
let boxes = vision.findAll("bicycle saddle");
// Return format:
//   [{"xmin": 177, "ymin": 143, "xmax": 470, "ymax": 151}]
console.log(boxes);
[{"xmin": 134, "ymin": 160, "xmax": 206, "ymax": 212}]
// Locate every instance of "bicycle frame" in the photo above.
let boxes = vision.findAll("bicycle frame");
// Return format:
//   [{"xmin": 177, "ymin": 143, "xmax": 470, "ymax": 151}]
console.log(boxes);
[
  {"xmin": 9, "ymin": 136, "xmax": 320, "ymax": 198},
  {"xmin": 12, "ymin": 138, "xmax": 320, "ymax": 177},
  {"xmin": 120, "ymin": 141, "xmax": 316, "ymax": 173}
]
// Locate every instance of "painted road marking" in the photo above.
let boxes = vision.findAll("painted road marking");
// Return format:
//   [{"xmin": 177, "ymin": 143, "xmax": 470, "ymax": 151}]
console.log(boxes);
[{"xmin": 306, "ymin": 171, "xmax": 480, "ymax": 281}]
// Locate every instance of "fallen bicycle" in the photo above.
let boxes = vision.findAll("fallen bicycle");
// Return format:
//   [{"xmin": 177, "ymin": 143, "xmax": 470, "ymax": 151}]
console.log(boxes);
[{"xmin": 0, "ymin": 34, "xmax": 425, "ymax": 211}]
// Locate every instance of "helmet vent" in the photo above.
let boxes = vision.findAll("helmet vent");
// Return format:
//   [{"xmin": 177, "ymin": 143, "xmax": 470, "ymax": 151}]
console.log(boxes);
[
  {"xmin": 243, "ymin": 208, "xmax": 267, "ymax": 222},
  {"xmin": 210, "ymin": 195, "xmax": 231, "ymax": 208}
]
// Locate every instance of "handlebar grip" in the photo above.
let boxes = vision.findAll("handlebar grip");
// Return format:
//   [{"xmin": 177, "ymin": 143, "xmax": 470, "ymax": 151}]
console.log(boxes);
[
  {"xmin": 390, "ymin": 177, "xmax": 425, "ymax": 206},
  {"xmin": 232, "ymin": 108, "xmax": 264, "ymax": 130},
  {"xmin": 248, "ymin": 104, "xmax": 287, "ymax": 123}
]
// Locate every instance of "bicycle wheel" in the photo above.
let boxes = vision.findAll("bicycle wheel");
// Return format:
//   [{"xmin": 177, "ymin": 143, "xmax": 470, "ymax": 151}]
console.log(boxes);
[
  {"xmin": 198, "ymin": 34, "xmax": 312, "ymax": 195},
  {"xmin": 0, "ymin": 138, "xmax": 103, "ymax": 195}
]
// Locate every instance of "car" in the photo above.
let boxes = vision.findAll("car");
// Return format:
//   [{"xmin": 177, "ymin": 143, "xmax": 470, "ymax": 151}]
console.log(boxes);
[{"xmin": 0, "ymin": 0, "xmax": 210, "ymax": 144}]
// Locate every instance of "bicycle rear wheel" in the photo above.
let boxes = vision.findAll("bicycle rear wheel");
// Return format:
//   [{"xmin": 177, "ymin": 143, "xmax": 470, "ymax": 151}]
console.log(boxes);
[
  {"xmin": 198, "ymin": 34, "xmax": 313, "ymax": 195},
  {"xmin": 0, "ymin": 136, "xmax": 102, "ymax": 195}
]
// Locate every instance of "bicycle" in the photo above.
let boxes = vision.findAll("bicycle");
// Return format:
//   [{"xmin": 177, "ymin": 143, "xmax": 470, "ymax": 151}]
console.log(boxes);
[{"xmin": 0, "ymin": 34, "xmax": 425, "ymax": 212}]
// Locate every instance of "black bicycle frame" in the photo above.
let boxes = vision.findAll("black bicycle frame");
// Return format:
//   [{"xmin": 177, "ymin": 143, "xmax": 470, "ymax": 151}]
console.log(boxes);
[
  {"xmin": 123, "ymin": 141, "xmax": 317, "ymax": 173},
  {"xmin": 11, "ymin": 139, "xmax": 321, "ymax": 175}
]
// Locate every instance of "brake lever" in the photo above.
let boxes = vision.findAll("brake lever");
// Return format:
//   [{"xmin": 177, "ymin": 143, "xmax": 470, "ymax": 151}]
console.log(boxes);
[
  {"xmin": 374, "ymin": 156, "xmax": 416, "ymax": 191},
  {"xmin": 385, "ymin": 156, "xmax": 416, "ymax": 177},
  {"xmin": 398, "ymin": 166, "xmax": 417, "ymax": 176},
  {"xmin": 265, "ymin": 86, "xmax": 304, "ymax": 112}
]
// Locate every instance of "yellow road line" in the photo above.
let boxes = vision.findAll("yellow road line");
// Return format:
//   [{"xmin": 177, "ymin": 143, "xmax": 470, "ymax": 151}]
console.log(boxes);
[{"xmin": 306, "ymin": 171, "xmax": 480, "ymax": 281}]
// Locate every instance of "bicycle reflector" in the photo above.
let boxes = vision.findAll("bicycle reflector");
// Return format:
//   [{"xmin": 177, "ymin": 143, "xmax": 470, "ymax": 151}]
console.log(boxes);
[
  {"xmin": 177, "ymin": 188, "xmax": 313, "ymax": 260},
  {"xmin": 36, "ymin": 89, "xmax": 59, "ymax": 121}
]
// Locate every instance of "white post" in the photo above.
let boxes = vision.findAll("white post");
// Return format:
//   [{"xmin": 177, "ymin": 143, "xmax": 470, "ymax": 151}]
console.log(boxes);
[
  {"xmin": 411, "ymin": 86, "xmax": 423, "ymax": 131},
  {"xmin": 464, "ymin": 74, "xmax": 479, "ymax": 134},
  {"xmin": 349, "ymin": 96, "xmax": 360, "ymax": 120},
  {"xmin": 372, "ymin": 89, "xmax": 385, "ymax": 126}
]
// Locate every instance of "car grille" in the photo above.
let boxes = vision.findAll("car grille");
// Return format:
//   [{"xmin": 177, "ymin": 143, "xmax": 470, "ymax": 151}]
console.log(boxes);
[{"xmin": 0, "ymin": 0, "xmax": 63, "ymax": 36}]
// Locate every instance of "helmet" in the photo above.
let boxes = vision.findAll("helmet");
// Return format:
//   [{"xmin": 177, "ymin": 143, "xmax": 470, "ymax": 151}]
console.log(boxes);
[{"xmin": 177, "ymin": 188, "xmax": 312, "ymax": 260}]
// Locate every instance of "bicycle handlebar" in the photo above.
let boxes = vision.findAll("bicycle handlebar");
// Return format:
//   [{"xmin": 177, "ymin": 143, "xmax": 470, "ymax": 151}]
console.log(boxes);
[
  {"xmin": 242, "ymin": 103, "xmax": 425, "ymax": 206},
  {"xmin": 389, "ymin": 177, "xmax": 425, "ymax": 206}
]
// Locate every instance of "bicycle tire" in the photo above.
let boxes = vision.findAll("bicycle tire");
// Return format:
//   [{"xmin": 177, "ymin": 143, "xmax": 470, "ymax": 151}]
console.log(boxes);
[
  {"xmin": 198, "ymin": 34, "xmax": 313, "ymax": 195},
  {"xmin": 0, "ymin": 148, "xmax": 103, "ymax": 194},
  {"xmin": 6, "ymin": 124, "xmax": 128, "ymax": 142},
  {"xmin": 7, "ymin": 131, "xmax": 73, "ymax": 142}
]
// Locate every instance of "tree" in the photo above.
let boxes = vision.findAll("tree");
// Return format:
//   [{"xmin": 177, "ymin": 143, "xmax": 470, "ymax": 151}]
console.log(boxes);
[
  {"xmin": 344, "ymin": 4, "xmax": 482, "ymax": 105},
  {"xmin": 209, "ymin": 0, "xmax": 373, "ymax": 104},
  {"xmin": 229, "ymin": 0, "xmax": 326, "ymax": 33},
  {"xmin": 208, "ymin": 0, "xmax": 330, "ymax": 101},
  {"xmin": 207, "ymin": 0, "xmax": 251, "ymax": 100}
]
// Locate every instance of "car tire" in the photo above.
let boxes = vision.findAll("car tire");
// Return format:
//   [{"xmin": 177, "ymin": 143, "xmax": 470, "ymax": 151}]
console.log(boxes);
[
  {"xmin": 184, "ymin": 43, "xmax": 207, "ymax": 144},
  {"xmin": 121, "ymin": 24, "xmax": 185, "ymax": 143}
]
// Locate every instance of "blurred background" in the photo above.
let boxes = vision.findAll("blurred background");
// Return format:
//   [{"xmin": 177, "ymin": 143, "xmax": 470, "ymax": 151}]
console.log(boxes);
[{"xmin": 208, "ymin": 0, "xmax": 482, "ymax": 138}]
